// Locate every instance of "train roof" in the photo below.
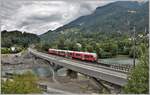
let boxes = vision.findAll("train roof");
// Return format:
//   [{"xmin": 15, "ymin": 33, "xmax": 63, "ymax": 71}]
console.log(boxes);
[
  {"xmin": 49, "ymin": 48, "xmax": 97, "ymax": 56},
  {"xmin": 74, "ymin": 51, "xmax": 97, "ymax": 55},
  {"xmin": 48, "ymin": 48, "xmax": 57, "ymax": 50}
]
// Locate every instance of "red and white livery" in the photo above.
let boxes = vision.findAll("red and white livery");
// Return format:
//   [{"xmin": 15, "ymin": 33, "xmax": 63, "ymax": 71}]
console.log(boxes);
[{"xmin": 48, "ymin": 48, "xmax": 97, "ymax": 62}]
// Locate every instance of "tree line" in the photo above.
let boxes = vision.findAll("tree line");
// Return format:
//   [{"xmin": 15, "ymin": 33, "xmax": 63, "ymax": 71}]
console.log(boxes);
[
  {"xmin": 1, "ymin": 30, "xmax": 40, "ymax": 48},
  {"xmin": 38, "ymin": 28, "xmax": 148, "ymax": 59}
]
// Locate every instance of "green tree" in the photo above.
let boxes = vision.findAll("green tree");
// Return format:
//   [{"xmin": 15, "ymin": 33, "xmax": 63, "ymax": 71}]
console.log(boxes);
[
  {"xmin": 1, "ymin": 71, "xmax": 42, "ymax": 94},
  {"xmin": 129, "ymin": 45, "xmax": 140, "ymax": 58},
  {"xmin": 57, "ymin": 36, "xmax": 66, "ymax": 49},
  {"xmin": 100, "ymin": 41, "xmax": 118, "ymax": 57},
  {"xmin": 123, "ymin": 43, "xmax": 149, "ymax": 94},
  {"xmin": 85, "ymin": 44, "xmax": 94, "ymax": 52},
  {"xmin": 1, "ymin": 30, "xmax": 40, "ymax": 48}
]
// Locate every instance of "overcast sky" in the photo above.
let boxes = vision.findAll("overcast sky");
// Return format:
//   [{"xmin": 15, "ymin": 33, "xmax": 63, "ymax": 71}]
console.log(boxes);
[{"xmin": 0, "ymin": 0, "xmax": 147, "ymax": 35}]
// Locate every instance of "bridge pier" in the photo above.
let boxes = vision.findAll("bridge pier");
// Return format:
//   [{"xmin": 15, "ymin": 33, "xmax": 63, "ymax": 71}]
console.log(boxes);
[
  {"xmin": 91, "ymin": 77, "xmax": 111, "ymax": 93},
  {"xmin": 32, "ymin": 55, "xmax": 63, "ymax": 72},
  {"xmin": 109, "ymin": 84, "xmax": 122, "ymax": 94},
  {"xmin": 90, "ymin": 77, "xmax": 122, "ymax": 94},
  {"xmin": 48, "ymin": 62, "xmax": 63, "ymax": 72},
  {"xmin": 67, "ymin": 69, "xmax": 78, "ymax": 79}
]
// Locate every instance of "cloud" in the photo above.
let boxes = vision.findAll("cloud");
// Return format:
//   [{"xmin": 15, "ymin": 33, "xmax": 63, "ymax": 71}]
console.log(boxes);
[
  {"xmin": 1, "ymin": 0, "xmax": 113, "ymax": 35},
  {"xmin": 1, "ymin": 0, "xmax": 146, "ymax": 35}
]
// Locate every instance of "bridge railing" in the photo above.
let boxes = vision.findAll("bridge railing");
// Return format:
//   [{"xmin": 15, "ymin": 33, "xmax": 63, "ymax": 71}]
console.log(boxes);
[{"xmin": 109, "ymin": 64, "xmax": 133, "ymax": 72}]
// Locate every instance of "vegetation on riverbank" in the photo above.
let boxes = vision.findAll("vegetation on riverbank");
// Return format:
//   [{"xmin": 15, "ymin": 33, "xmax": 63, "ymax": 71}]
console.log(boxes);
[
  {"xmin": 1, "ymin": 47, "xmax": 24, "ymax": 54},
  {"xmin": 1, "ymin": 71, "xmax": 42, "ymax": 94},
  {"xmin": 1, "ymin": 30, "xmax": 40, "ymax": 54},
  {"xmin": 123, "ymin": 43, "xmax": 149, "ymax": 94}
]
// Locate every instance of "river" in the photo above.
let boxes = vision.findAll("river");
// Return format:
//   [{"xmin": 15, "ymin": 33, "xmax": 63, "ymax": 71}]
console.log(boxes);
[
  {"xmin": 2, "ymin": 65, "xmax": 67, "ymax": 78},
  {"xmin": 100, "ymin": 55, "xmax": 139, "ymax": 65},
  {"xmin": 2, "ymin": 55, "xmax": 137, "ymax": 77}
]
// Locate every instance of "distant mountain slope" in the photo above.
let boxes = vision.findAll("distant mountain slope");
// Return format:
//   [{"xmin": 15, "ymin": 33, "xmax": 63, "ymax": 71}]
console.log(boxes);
[
  {"xmin": 40, "ymin": 1, "xmax": 149, "ymax": 43},
  {"xmin": 1, "ymin": 30, "xmax": 40, "ymax": 47}
]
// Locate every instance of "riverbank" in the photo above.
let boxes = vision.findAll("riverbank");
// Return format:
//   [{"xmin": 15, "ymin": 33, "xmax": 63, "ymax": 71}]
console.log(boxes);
[{"xmin": 1, "ymin": 50, "xmax": 103, "ymax": 94}]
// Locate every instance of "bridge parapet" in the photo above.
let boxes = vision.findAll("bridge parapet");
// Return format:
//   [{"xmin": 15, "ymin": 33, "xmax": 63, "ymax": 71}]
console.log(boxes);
[
  {"xmin": 28, "ymin": 48, "xmax": 128, "ymax": 86},
  {"xmin": 110, "ymin": 64, "xmax": 133, "ymax": 72}
]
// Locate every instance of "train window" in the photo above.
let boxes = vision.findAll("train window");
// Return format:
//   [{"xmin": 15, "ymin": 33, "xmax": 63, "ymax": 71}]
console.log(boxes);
[
  {"xmin": 85, "ymin": 55, "xmax": 89, "ymax": 58},
  {"xmin": 61, "ymin": 51, "xmax": 63, "ymax": 53},
  {"xmin": 76, "ymin": 54, "xmax": 81, "ymax": 56},
  {"xmin": 85, "ymin": 55, "xmax": 93, "ymax": 58}
]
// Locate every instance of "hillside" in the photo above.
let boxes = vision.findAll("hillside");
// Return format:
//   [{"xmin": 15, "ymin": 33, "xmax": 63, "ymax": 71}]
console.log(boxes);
[
  {"xmin": 38, "ymin": 1, "xmax": 148, "ymax": 58},
  {"xmin": 40, "ymin": 1, "xmax": 148, "ymax": 43},
  {"xmin": 1, "ymin": 30, "xmax": 40, "ymax": 47}
]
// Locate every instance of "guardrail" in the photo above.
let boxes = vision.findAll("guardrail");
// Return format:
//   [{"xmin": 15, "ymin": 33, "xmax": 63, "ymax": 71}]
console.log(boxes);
[
  {"xmin": 98, "ymin": 59, "xmax": 133, "ymax": 72},
  {"xmin": 110, "ymin": 64, "xmax": 133, "ymax": 72}
]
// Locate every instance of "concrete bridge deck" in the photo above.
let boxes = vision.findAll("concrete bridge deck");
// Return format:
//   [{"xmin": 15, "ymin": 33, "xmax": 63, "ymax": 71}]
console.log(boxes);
[{"xmin": 29, "ymin": 48, "xmax": 128, "ymax": 86}]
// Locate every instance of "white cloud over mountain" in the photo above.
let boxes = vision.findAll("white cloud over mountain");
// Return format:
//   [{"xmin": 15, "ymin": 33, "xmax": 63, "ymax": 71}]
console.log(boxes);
[{"xmin": 0, "ymin": 0, "xmax": 147, "ymax": 35}]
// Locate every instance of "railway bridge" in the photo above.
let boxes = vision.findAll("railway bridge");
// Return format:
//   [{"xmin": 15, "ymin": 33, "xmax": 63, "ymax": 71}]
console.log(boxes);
[{"xmin": 28, "ymin": 48, "xmax": 129, "ymax": 87}]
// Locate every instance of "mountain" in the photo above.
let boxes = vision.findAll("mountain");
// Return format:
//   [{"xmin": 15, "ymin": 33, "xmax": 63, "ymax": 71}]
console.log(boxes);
[
  {"xmin": 1, "ymin": 30, "xmax": 40, "ymax": 47},
  {"xmin": 40, "ymin": 1, "xmax": 149, "ymax": 43}
]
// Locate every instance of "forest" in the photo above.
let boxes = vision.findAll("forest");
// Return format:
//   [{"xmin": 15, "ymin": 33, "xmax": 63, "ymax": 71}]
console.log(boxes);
[
  {"xmin": 1, "ymin": 30, "xmax": 40, "ymax": 48},
  {"xmin": 1, "ymin": 30, "xmax": 40, "ymax": 54},
  {"xmin": 37, "ymin": 27, "xmax": 148, "ymax": 59}
]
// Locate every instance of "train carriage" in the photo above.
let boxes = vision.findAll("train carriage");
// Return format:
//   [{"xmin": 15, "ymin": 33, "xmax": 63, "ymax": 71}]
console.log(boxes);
[
  {"xmin": 57, "ymin": 50, "xmax": 66, "ymax": 56},
  {"xmin": 48, "ymin": 49, "xmax": 58, "ymax": 55},
  {"xmin": 83, "ymin": 53, "xmax": 97, "ymax": 62},
  {"xmin": 72, "ymin": 51, "xmax": 97, "ymax": 62},
  {"xmin": 66, "ymin": 50, "xmax": 74, "ymax": 58},
  {"xmin": 73, "ymin": 52, "xmax": 83, "ymax": 59},
  {"xmin": 48, "ymin": 48, "xmax": 97, "ymax": 62}
]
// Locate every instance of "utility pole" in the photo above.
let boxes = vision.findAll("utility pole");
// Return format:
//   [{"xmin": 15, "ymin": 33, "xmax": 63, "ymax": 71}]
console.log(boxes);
[
  {"xmin": 133, "ymin": 26, "xmax": 136, "ymax": 67},
  {"xmin": 145, "ymin": 27, "xmax": 147, "ymax": 34},
  {"xmin": 117, "ymin": 30, "xmax": 121, "ymax": 55},
  {"xmin": 128, "ymin": 10, "xmax": 137, "ymax": 68}
]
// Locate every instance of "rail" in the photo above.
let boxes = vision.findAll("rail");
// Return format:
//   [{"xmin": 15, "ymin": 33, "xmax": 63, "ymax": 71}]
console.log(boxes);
[{"xmin": 29, "ymin": 48, "xmax": 127, "ymax": 86}]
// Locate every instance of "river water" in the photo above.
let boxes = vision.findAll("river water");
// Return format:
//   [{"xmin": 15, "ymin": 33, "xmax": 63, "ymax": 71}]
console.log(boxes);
[
  {"xmin": 100, "ymin": 55, "xmax": 138, "ymax": 65},
  {"xmin": 2, "ymin": 56, "xmax": 137, "ymax": 77},
  {"xmin": 2, "ymin": 67, "xmax": 53, "ymax": 77},
  {"xmin": 2, "ymin": 66, "xmax": 67, "ymax": 78}
]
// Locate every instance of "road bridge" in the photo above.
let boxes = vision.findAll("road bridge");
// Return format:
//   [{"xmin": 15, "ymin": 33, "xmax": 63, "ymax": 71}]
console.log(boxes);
[{"xmin": 29, "ymin": 48, "xmax": 128, "ymax": 86}]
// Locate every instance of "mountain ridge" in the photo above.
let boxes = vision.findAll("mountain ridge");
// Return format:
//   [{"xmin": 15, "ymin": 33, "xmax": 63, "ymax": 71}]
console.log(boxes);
[{"xmin": 40, "ymin": 1, "xmax": 149, "ymax": 43}]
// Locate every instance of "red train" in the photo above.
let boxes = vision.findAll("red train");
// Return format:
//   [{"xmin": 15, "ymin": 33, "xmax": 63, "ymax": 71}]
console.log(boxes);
[{"xmin": 48, "ymin": 48, "xmax": 97, "ymax": 62}]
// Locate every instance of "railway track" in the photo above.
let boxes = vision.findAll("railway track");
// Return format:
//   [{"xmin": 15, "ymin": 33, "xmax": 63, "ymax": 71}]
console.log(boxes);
[
  {"xmin": 65, "ymin": 59, "xmax": 130, "ymax": 74},
  {"xmin": 29, "ymin": 48, "xmax": 128, "ymax": 86},
  {"xmin": 35, "ymin": 51, "xmax": 132, "ymax": 73}
]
